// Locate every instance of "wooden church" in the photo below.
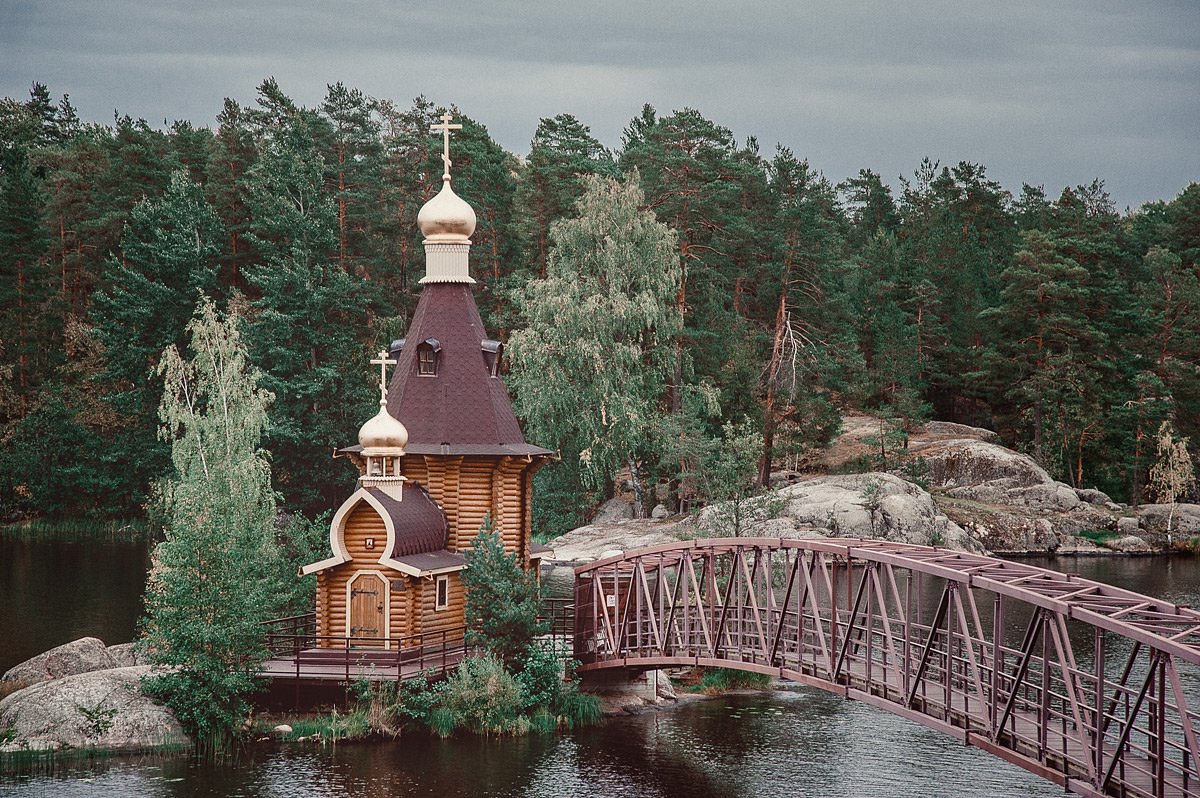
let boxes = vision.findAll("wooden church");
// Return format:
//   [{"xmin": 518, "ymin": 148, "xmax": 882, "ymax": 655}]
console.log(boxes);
[{"xmin": 301, "ymin": 115, "xmax": 552, "ymax": 649}]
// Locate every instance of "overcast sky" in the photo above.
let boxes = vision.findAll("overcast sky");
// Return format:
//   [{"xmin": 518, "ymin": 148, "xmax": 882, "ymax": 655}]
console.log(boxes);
[{"xmin": 3, "ymin": 0, "xmax": 1198, "ymax": 211}]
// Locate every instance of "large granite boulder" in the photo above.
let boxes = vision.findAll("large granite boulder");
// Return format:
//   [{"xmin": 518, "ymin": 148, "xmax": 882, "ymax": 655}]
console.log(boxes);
[
  {"xmin": 2, "ymin": 637, "xmax": 117, "ymax": 686},
  {"xmin": 0, "ymin": 666, "xmax": 187, "ymax": 753},
  {"xmin": 745, "ymin": 473, "xmax": 981, "ymax": 552},
  {"xmin": 916, "ymin": 438, "xmax": 1054, "ymax": 491},
  {"xmin": 1135, "ymin": 503, "xmax": 1200, "ymax": 536},
  {"xmin": 105, "ymin": 643, "xmax": 147, "ymax": 668},
  {"xmin": 548, "ymin": 473, "xmax": 983, "ymax": 563},
  {"xmin": 547, "ymin": 517, "xmax": 695, "ymax": 564},
  {"xmin": 592, "ymin": 498, "xmax": 635, "ymax": 523}
]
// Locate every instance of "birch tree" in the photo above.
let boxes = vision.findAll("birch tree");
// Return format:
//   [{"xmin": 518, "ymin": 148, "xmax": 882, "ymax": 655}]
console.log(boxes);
[
  {"xmin": 141, "ymin": 295, "xmax": 285, "ymax": 747},
  {"xmin": 508, "ymin": 173, "xmax": 680, "ymax": 512}
]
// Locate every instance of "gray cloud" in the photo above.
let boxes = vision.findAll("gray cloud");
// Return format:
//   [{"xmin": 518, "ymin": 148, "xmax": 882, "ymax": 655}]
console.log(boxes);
[{"xmin": 2, "ymin": 0, "xmax": 1197, "ymax": 209}]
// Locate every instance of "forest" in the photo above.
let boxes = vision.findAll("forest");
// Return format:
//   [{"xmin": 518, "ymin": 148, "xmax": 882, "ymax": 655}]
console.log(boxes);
[{"xmin": 1, "ymin": 79, "xmax": 1197, "ymax": 536}]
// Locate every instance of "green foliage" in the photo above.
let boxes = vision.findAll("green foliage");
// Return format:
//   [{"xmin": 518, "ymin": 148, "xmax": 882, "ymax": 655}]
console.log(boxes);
[
  {"xmin": 508, "ymin": 172, "xmax": 682, "ymax": 507},
  {"xmin": 529, "ymin": 451, "xmax": 599, "ymax": 540},
  {"xmin": 516, "ymin": 640, "xmax": 567, "ymax": 711},
  {"xmin": 430, "ymin": 654, "xmax": 528, "ymax": 737},
  {"xmin": 687, "ymin": 418, "xmax": 780, "ymax": 537},
  {"xmin": 2, "ymin": 78, "xmax": 1200, "ymax": 528},
  {"xmin": 684, "ymin": 667, "xmax": 772, "ymax": 694},
  {"xmin": 274, "ymin": 511, "xmax": 331, "ymax": 615},
  {"xmin": 139, "ymin": 295, "xmax": 287, "ymax": 748},
  {"xmin": 75, "ymin": 701, "xmax": 118, "ymax": 738},
  {"xmin": 393, "ymin": 647, "xmax": 599, "ymax": 738},
  {"xmin": 462, "ymin": 519, "xmax": 546, "ymax": 668}
]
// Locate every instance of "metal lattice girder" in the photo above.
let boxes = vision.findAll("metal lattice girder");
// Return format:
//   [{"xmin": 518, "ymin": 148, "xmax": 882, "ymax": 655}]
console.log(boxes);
[{"xmin": 574, "ymin": 538, "xmax": 1200, "ymax": 798}]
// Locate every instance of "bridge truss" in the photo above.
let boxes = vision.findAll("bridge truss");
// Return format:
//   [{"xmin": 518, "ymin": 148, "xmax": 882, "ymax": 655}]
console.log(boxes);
[{"xmin": 573, "ymin": 538, "xmax": 1200, "ymax": 798}]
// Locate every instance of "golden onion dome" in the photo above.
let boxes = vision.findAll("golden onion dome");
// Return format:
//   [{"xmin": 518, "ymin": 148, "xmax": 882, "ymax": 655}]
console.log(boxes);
[
  {"xmin": 417, "ymin": 177, "xmax": 477, "ymax": 241},
  {"xmin": 357, "ymin": 403, "xmax": 408, "ymax": 453}
]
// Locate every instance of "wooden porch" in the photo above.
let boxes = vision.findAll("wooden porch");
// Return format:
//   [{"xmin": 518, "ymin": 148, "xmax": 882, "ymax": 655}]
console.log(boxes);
[{"xmin": 259, "ymin": 599, "xmax": 575, "ymax": 684}]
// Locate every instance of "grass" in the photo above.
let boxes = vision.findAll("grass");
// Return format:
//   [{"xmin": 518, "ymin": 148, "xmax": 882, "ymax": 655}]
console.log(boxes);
[
  {"xmin": 1077, "ymin": 528, "xmax": 1120, "ymax": 545},
  {"xmin": 0, "ymin": 739, "xmax": 191, "ymax": 772},
  {"xmin": 679, "ymin": 667, "xmax": 773, "ymax": 695},
  {"xmin": 252, "ymin": 709, "xmax": 372, "ymax": 744},
  {"xmin": 0, "ymin": 518, "xmax": 154, "ymax": 542}
]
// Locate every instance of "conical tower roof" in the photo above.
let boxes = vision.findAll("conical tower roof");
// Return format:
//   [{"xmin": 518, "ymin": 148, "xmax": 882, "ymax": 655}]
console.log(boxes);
[{"xmin": 384, "ymin": 113, "xmax": 550, "ymax": 458}]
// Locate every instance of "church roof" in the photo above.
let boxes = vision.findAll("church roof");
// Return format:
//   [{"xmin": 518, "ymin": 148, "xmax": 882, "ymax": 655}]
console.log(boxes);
[
  {"xmin": 364, "ymin": 485, "xmax": 448, "ymax": 557},
  {"xmin": 385, "ymin": 283, "xmax": 552, "ymax": 457}
]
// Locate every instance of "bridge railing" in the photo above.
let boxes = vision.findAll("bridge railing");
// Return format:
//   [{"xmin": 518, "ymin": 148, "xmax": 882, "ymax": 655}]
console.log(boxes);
[{"xmin": 574, "ymin": 538, "xmax": 1200, "ymax": 798}]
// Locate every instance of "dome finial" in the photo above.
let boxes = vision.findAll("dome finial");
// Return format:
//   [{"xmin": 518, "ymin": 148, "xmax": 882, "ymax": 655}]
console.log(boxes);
[
  {"xmin": 358, "ymin": 349, "xmax": 408, "ymax": 453},
  {"xmin": 416, "ymin": 111, "xmax": 477, "ymax": 276},
  {"xmin": 370, "ymin": 349, "xmax": 396, "ymax": 406},
  {"xmin": 431, "ymin": 111, "xmax": 462, "ymax": 182}
]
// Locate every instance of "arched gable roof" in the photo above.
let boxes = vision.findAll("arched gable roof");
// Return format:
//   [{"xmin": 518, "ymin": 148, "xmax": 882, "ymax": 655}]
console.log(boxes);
[{"xmin": 301, "ymin": 485, "xmax": 461, "ymax": 577}]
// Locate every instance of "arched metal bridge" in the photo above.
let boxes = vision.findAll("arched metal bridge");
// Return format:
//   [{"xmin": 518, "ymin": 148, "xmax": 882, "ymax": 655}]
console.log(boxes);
[{"xmin": 572, "ymin": 538, "xmax": 1200, "ymax": 798}]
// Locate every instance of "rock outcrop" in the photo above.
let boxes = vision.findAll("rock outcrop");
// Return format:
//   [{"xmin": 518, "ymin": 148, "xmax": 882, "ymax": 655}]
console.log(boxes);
[
  {"xmin": 1136, "ymin": 503, "xmax": 1200, "ymax": 537},
  {"xmin": 544, "ymin": 415, "xmax": 1184, "ymax": 565},
  {"xmin": 695, "ymin": 473, "xmax": 980, "ymax": 552},
  {"xmin": 547, "ymin": 472, "xmax": 982, "ymax": 564},
  {"xmin": 2, "ymin": 637, "xmax": 118, "ymax": 686},
  {"xmin": 0, "ymin": 665, "xmax": 187, "ymax": 753}
]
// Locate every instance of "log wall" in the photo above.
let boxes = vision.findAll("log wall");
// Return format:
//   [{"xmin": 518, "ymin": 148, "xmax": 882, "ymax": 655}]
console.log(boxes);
[
  {"xmin": 401, "ymin": 454, "xmax": 545, "ymax": 567},
  {"xmin": 416, "ymin": 572, "xmax": 466, "ymax": 639}
]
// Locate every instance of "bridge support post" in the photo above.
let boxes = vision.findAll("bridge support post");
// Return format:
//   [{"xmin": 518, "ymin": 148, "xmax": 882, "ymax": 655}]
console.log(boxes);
[{"xmin": 580, "ymin": 668, "xmax": 677, "ymax": 715}]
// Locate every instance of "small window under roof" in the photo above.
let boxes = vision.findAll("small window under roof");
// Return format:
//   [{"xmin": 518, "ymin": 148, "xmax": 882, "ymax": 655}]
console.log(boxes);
[
  {"xmin": 417, "ymin": 339, "xmax": 441, "ymax": 376},
  {"xmin": 481, "ymin": 339, "xmax": 503, "ymax": 377}
]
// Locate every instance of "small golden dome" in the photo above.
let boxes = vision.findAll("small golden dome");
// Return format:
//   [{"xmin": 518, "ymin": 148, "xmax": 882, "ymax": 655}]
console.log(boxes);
[
  {"xmin": 417, "ymin": 177, "xmax": 476, "ymax": 241},
  {"xmin": 358, "ymin": 403, "xmax": 408, "ymax": 453}
]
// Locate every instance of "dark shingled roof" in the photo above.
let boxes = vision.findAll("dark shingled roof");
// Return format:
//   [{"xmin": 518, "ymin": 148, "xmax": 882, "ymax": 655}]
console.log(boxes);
[
  {"xmin": 386, "ymin": 283, "xmax": 552, "ymax": 457},
  {"xmin": 390, "ymin": 549, "xmax": 466, "ymax": 572},
  {"xmin": 364, "ymin": 486, "xmax": 448, "ymax": 557}
]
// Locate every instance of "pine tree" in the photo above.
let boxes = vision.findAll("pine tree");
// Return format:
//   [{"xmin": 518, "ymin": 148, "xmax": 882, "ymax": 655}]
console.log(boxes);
[
  {"xmin": 619, "ymin": 107, "xmax": 768, "ymax": 423},
  {"xmin": 241, "ymin": 83, "xmax": 373, "ymax": 513},
  {"xmin": 463, "ymin": 517, "xmax": 546, "ymax": 670},
  {"xmin": 318, "ymin": 83, "xmax": 383, "ymax": 279},
  {"xmin": 207, "ymin": 98, "xmax": 259, "ymax": 289},
  {"xmin": 514, "ymin": 113, "xmax": 615, "ymax": 278},
  {"xmin": 758, "ymin": 148, "xmax": 854, "ymax": 483},
  {"xmin": 980, "ymin": 231, "xmax": 1107, "ymax": 480},
  {"xmin": 89, "ymin": 169, "xmax": 225, "ymax": 508}
]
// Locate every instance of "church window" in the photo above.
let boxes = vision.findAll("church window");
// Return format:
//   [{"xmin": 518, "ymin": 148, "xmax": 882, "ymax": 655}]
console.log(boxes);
[
  {"xmin": 481, "ymin": 339, "xmax": 503, "ymax": 377},
  {"xmin": 417, "ymin": 339, "xmax": 441, "ymax": 376},
  {"xmin": 435, "ymin": 575, "xmax": 449, "ymax": 610}
]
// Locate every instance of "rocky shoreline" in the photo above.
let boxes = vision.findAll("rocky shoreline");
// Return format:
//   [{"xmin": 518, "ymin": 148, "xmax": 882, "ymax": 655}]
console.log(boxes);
[
  {"xmin": 543, "ymin": 416, "xmax": 1198, "ymax": 567},
  {"xmin": 0, "ymin": 638, "xmax": 187, "ymax": 756}
]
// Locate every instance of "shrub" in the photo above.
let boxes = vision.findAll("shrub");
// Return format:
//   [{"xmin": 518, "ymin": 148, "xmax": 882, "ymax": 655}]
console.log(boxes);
[{"xmin": 686, "ymin": 667, "xmax": 772, "ymax": 694}]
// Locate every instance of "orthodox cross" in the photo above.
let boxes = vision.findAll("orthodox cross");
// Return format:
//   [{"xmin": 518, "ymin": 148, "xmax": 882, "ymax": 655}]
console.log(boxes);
[
  {"xmin": 370, "ymin": 349, "xmax": 397, "ymax": 402},
  {"xmin": 430, "ymin": 111, "xmax": 462, "ymax": 179}
]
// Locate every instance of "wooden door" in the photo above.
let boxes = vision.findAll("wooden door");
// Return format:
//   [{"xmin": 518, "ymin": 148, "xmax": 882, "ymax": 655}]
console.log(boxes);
[{"xmin": 348, "ymin": 572, "xmax": 386, "ymax": 646}]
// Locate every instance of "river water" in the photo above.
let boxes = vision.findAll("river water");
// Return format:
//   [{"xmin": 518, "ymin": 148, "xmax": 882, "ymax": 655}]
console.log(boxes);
[{"xmin": 2, "ymin": 537, "xmax": 1197, "ymax": 798}]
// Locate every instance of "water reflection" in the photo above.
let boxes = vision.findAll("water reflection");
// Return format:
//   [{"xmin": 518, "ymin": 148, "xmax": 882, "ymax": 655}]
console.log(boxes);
[
  {"xmin": 0, "ymin": 691, "xmax": 1068, "ymax": 798},
  {"xmin": 0, "ymin": 536, "xmax": 149, "ymax": 673}
]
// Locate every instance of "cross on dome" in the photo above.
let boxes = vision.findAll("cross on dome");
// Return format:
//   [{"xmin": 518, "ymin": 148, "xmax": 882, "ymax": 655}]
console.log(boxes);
[
  {"xmin": 430, "ymin": 112, "xmax": 462, "ymax": 180},
  {"xmin": 370, "ymin": 349, "xmax": 397, "ymax": 404}
]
